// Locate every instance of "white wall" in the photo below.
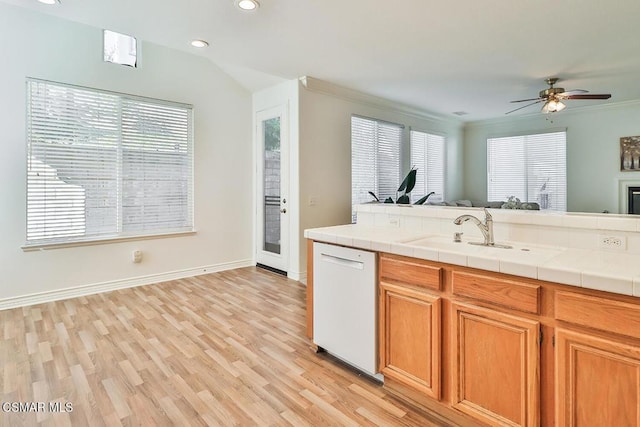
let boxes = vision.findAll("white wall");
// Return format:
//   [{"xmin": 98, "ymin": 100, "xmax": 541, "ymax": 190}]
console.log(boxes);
[
  {"xmin": 297, "ymin": 79, "xmax": 465, "ymax": 277},
  {"xmin": 0, "ymin": 4, "xmax": 253, "ymax": 305},
  {"xmin": 464, "ymin": 102, "xmax": 640, "ymax": 213}
]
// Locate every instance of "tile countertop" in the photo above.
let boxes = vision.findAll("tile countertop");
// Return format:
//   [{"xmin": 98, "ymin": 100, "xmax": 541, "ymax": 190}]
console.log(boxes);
[{"xmin": 304, "ymin": 224, "xmax": 640, "ymax": 298}]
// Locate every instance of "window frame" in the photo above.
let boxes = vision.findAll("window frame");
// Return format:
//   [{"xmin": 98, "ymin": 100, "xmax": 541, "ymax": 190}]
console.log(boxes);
[
  {"xmin": 351, "ymin": 114, "xmax": 404, "ymax": 222},
  {"xmin": 409, "ymin": 128, "xmax": 446, "ymax": 204},
  {"xmin": 103, "ymin": 29, "xmax": 138, "ymax": 68},
  {"xmin": 351, "ymin": 115, "xmax": 449, "ymax": 222},
  {"xmin": 23, "ymin": 78, "xmax": 195, "ymax": 250},
  {"xmin": 486, "ymin": 129, "xmax": 567, "ymax": 211}
]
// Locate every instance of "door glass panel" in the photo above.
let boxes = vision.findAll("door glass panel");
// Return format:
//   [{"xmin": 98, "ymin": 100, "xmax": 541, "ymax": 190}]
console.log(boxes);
[{"xmin": 263, "ymin": 117, "xmax": 281, "ymax": 254}]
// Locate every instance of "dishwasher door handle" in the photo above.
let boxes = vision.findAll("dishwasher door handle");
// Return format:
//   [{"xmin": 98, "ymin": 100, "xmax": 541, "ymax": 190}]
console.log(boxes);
[{"xmin": 320, "ymin": 253, "xmax": 364, "ymax": 270}]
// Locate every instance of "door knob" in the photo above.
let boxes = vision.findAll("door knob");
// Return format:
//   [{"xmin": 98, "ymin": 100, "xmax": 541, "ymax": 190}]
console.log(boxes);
[{"xmin": 280, "ymin": 208, "xmax": 287, "ymax": 213}]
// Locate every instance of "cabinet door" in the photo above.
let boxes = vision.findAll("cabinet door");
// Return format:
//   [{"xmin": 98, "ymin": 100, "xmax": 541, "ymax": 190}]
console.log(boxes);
[
  {"xmin": 451, "ymin": 302, "xmax": 540, "ymax": 427},
  {"xmin": 379, "ymin": 282, "xmax": 441, "ymax": 400},
  {"xmin": 556, "ymin": 329, "xmax": 640, "ymax": 426}
]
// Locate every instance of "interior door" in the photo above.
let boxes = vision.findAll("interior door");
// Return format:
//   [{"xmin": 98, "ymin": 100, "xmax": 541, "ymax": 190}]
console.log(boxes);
[{"xmin": 256, "ymin": 105, "xmax": 288, "ymax": 273}]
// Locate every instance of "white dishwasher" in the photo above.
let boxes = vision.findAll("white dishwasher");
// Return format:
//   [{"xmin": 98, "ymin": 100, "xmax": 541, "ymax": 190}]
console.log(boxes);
[{"xmin": 313, "ymin": 242, "xmax": 381, "ymax": 380}]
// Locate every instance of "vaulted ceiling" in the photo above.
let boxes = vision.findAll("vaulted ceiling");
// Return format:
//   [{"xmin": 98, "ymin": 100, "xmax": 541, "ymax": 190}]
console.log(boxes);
[{"xmin": 4, "ymin": 0, "xmax": 640, "ymax": 121}]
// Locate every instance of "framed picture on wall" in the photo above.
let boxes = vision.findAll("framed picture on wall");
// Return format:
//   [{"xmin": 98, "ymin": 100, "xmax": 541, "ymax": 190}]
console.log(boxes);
[{"xmin": 620, "ymin": 136, "xmax": 640, "ymax": 171}]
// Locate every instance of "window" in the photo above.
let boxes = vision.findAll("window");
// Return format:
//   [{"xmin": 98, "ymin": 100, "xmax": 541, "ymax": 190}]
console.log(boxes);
[
  {"xmin": 351, "ymin": 116, "xmax": 403, "ymax": 221},
  {"xmin": 103, "ymin": 30, "xmax": 137, "ymax": 67},
  {"xmin": 487, "ymin": 131, "xmax": 566, "ymax": 211},
  {"xmin": 410, "ymin": 130, "xmax": 445, "ymax": 203},
  {"xmin": 26, "ymin": 79, "xmax": 193, "ymax": 246}
]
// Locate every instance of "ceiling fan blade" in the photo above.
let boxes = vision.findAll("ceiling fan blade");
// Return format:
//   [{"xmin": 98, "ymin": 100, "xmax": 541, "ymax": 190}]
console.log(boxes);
[
  {"xmin": 558, "ymin": 89, "xmax": 588, "ymax": 96},
  {"xmin": 510, "ymin": 97, "xmax": 544, "ymax": 103},
  {"xmin": 564, "ymin": 94, "xmax": 611, "ymax": 100},
  {"xmin": 505, "ymin": 99, "xmax": 544, "ymax": 114}
]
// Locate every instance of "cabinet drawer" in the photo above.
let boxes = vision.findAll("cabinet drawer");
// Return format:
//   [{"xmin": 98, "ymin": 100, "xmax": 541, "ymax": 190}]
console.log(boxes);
[
  {"xmin": 556, "ymin": 291, "xmax": 640, "ymax": 339},
  {"xmin": 452, "ymin": 271, "xmax": 540, "ymax": 314},
  {"xmin": 379, "ymin": 255, "xmax": 442, "ymax": 291}
]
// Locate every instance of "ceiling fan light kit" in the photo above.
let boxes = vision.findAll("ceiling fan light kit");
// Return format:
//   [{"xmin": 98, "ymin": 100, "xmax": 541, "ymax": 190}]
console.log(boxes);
[
  {"xmin": 541, "ymin": 99, "xmax": 566, "ymax": 113},
  {"xmin": 506, "ymin": 77, "xmax": 611, "ymax": 115}
]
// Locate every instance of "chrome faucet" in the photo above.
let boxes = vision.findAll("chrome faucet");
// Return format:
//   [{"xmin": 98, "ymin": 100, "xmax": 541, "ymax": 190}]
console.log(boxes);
[{"xmin": 453, "ymin": 208, "xmax": 495, "ymax": 246}]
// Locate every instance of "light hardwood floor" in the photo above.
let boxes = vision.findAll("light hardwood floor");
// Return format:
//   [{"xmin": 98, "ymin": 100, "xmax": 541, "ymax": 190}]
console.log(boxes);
[{"xmin": 1, "ymin": 267, "xmax": 447, "ymax": 426}]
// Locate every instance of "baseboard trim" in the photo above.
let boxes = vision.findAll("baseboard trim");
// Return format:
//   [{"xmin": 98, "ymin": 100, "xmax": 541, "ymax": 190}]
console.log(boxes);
[
  {"xmin": 0, "ymin": 259, "xmax": 254, "ymax": 311},
  {"xmin": 287, "ymin": 269, "xmax": 307, "ymax": 284},
  {"xmin": 297, "ymin": 272, "xmax": 308, "ymax": 285}
]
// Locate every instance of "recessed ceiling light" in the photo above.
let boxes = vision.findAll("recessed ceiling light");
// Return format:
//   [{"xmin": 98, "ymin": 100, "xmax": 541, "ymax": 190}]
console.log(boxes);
[
  {"xmin": 190, "ymin": 39, "xmax": 209, "ymax": 48},
  {"xmin": 38, "ymin": 0, "xmax": 60, "ymax": 4},
  {"xmin": 236, "ymin": 0, "xmax": 259, "ymax": 11}
]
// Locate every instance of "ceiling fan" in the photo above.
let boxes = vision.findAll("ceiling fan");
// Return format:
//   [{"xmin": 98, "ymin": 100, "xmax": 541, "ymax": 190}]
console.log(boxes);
[{"xmin": 506, "ymin": 78, "xmax": 611, "ymax": 114}]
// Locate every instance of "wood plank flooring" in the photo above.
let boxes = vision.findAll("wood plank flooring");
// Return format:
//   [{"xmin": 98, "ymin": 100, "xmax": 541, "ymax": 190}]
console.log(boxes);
[{"xmin": 0, "ymin": 267, "xmax": 447, "ymax": 426}]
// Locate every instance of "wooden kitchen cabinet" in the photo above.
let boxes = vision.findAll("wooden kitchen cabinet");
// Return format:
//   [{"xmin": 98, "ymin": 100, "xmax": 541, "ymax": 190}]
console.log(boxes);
[
  {"xmin": 451, "ymin": 302, "xmax": 540, "ymax": 427},
  {"xmin": 555, "ymin": 329, "xmax": 640, "ymax": 426},
  {"xmin": 554, "ymin": 290, "xmax": 640, "ymax": 426},
  {"xmin": 379, "ymin": 282, "xmax": 441, "ymax": 400},
  {"xmin": 308, "ymin": 245, "xmax": 640, "ymax": 427},
  {"xmin": 378, "ymin": 253, "xmax": 542, "ymax": 426}
]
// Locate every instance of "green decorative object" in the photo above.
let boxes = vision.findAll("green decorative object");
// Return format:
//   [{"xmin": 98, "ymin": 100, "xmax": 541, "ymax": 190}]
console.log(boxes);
[{"xmin": 369, "ymin": 167, "xmax": 435, "ymax": 205}]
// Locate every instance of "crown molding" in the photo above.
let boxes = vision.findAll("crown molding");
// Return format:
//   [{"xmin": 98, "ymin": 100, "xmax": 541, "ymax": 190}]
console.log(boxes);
[
  {"xmin": 299, "ymin": 76, "xmax": 463, "ymax": 126},
  {"xmin": 464, "ymin": 98, "xmax": 640, "ymax": 129}
]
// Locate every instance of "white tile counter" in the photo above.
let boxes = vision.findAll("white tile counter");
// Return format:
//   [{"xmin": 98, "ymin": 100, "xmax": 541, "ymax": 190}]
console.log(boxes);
[{"xmin": 305, "ymin": 205, "xmax": 640, "ymax": 298}]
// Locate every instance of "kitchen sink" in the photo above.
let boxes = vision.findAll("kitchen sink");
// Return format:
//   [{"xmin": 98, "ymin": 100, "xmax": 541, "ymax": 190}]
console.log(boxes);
[
  {"xmin": 402, "ymin": 235, "xmax": 486, "ymax": 251},
  {"xmin": 401, "ymin": 234, "xmax": 566, "ymax": 263}
]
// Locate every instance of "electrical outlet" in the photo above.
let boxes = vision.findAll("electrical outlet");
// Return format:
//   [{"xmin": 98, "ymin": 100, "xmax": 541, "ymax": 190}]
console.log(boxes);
[
  {"xmin": 388, "ymin": 216, "xmax": 400, "ymax": 227},
  {"xmin": 598, "ymin": 235, "xmax": 626, "ymax": 251},
  {"xmin": 132, "ymin": 250, "xmax": 143, "ymax": 263}
]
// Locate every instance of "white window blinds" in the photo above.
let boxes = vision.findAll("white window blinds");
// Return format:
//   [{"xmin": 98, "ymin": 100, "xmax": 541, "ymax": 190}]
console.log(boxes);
[
  {"xmin": 351, "ymin": 116, "xmax": 402, "ymax": 221},
  {"xmin": 487, "ymin": 131, "xmax": 566, "ymax": 211},
  {"xmin": 410, "ymin": 130, "xmax": 445, "ymax": 203},
  {"xmin": 26, "ymin": 79, "xmax": 194, "ymax": 245}
]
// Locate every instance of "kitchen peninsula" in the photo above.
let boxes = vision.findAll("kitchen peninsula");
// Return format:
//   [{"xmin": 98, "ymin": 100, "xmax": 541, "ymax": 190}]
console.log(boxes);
[{"xmin": 305, "ymin": 204, "xmax": 640, "ymax": 427}]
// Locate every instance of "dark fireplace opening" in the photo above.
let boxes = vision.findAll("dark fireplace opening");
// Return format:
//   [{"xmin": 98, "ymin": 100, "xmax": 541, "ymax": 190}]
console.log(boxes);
[{"xmin": 629, "ymin": 187, "xmax": 640, "ymax": 215}]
